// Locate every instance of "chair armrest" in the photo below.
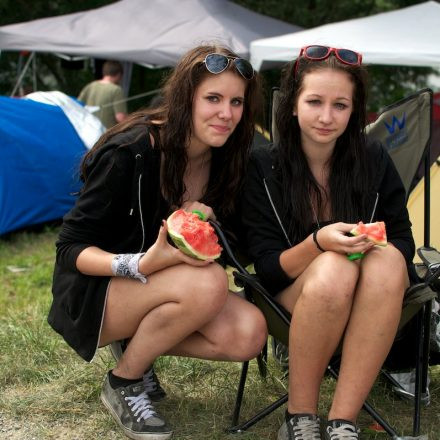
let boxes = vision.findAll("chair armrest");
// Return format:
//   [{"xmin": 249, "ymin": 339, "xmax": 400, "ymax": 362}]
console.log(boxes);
[
  {"xmin": 417, "ymin": 246, "xmax": 440, "ymax": 289},
  {"xmin": 403, "ymin": 283, "xmax": 436, "ymax": 307},
  {"xmin": 417, "ymin": 246, "xmax": 440, "ymax": 269},
  {"xmin": 209, "ymin": 220, "xmax": 248, "ymax": 274}
]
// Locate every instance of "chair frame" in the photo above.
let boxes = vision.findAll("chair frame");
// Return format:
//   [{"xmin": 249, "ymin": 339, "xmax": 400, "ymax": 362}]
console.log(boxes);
[{"xmin": 213, "ymin": 88, "xmax": 439, "ymax": 438}]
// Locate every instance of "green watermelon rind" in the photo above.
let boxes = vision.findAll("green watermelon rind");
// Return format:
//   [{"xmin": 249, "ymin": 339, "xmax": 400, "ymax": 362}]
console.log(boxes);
[
  {"xmin": 166, "ymin": 216, "xmax": 222, "ymax": 261},
  {"xmin": 350, "ymin": 222, "xmax": 387, "ymax": 247}
]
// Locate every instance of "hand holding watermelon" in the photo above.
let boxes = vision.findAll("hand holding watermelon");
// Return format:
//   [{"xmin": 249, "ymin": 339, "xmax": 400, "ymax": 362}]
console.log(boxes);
[
  {"xmin": 167, "ymin": 209, "xmax": 222, "ymax": 260},
  {"xmin": 347, "ymin": 221, "xmax": 387, "ymax": 261},
  {"xmin": 181, "ymin": 201, "xmax": 216, "ymax": 221},
  {"xmin": 138, "ymin": 219, "xmax": 213, "ymax": 275},
  {"xmin": 312, "ymin": 222, "xmax": 374, "ymax": 255},
  {"xmin": 350, "ymin": 221, "xmax": 387, "ymax": 246}
]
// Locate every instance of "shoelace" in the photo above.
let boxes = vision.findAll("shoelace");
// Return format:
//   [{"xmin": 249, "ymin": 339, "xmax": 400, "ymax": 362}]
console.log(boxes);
[
  {"xmin": 143, "ymin": 369, "xmax": 158, "ymax": 393},
  {"xmin": 290, "ymin": 418, "xmax": 321, "ymax": 440},
  {"xmin": 125, "ymin": 391, "xmax": 156, "ymax": 422},
  {"xmin": 327, "ymin": 424, "xmax": 358, "ymax": 440}
]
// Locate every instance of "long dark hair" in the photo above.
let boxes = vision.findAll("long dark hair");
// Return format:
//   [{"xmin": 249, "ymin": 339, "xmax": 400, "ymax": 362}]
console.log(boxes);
[
  {"xmin": 276, "ymin": 53, "xmax": 370, "ymax": 242},
  {"xmin": 81, "ymin": 44, "xmax": 262, "ymax": 218}
]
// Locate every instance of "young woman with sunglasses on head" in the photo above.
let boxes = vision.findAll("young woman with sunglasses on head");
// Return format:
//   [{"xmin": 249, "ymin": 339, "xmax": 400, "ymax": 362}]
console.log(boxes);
[
  {"xmin": 242, "ymin": 45, "xmax": 415, "ymax": 440},
  {"xmin": 48, "ymin": 44, "xmax": 267, "ymax": 440}
]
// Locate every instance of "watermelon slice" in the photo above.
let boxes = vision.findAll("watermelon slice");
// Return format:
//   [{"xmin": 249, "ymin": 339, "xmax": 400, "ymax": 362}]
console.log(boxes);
[
  {"xmin": 167, "ymin": 209, "xmax": 222, "ymax": 260},
  {"xmin": 350, "ymin": 221, "xmax": 387, "ymax": 246}
]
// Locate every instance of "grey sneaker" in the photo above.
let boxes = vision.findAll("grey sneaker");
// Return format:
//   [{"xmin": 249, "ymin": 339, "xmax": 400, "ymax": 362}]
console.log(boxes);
[
  {"xmin": 143, "ymin": 368, "xmax": 167, "ymax": 402},
  {"xmin": 277, "ymin": 413, "xmax": 321, "ymax": 440},
  {"xmin": 109, "ymin": 340, "xmax": 167, "ymax": 402},
  {"xmin": 100, "ymin": 373, "xmax": 172, "ymax": 440},
  {"xmin": 325, "ymin": 420, "xmax": 359, "ymax": 440}
]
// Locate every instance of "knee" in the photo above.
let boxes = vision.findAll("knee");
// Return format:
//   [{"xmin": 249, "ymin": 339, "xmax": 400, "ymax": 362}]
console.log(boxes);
[
  {"xmin": 219, "ymin": 305, "xmax": 268, "ymax": 361},
  {"xmin": 361, "ymin": 246, "xmax": 408, "ymax": 300},
  {"xmin": 302, "ymin": 252, "xmax": 359, "ymax": 310},
  {"xmin": 234, "ymin": 309, "xmax": 268, "ymax": 361},
  {"xmin": 184, "ymin": 264, "xmax": 229, "ymax": 316}
]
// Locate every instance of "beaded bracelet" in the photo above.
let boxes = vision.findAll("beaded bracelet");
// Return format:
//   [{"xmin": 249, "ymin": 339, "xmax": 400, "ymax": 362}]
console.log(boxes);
[
  {"xmin": 111, "ymin": 253, "xmax": 147, "ymax": 283},
  {"xmin": 312, "ymin": 229, "xmax": 326, "ymax": 252}
]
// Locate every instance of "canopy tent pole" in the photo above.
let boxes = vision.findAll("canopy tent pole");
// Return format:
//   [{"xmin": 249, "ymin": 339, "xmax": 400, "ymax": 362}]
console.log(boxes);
[
  {"xmin": 32, "ymin": 53, "xmax": 37, "ymax": 92},
  {"xmin": 10, "ymin": 51, "xmax": 35, "ymax": 97}
]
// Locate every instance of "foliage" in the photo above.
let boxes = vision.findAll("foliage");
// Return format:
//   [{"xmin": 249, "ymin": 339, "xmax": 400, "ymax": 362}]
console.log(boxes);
[
  {"xmin": 0, "ymin": 0, "xmax": 112, "ymax": 26},
  {"xmin": 233, "ymin": 0, "xmax": 428, "ymax": 27}
]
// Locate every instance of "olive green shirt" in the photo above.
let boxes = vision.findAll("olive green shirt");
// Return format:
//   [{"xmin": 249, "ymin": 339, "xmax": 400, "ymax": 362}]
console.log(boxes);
[{"xmin": 78, "ymin": 81, "xmax": 127, "ymax": 128}]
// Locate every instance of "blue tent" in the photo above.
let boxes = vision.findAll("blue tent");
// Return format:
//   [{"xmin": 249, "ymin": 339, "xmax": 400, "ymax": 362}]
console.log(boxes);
[{"xmin": 0, "ymin": 96, "xmax": 86, "ymax": 235}]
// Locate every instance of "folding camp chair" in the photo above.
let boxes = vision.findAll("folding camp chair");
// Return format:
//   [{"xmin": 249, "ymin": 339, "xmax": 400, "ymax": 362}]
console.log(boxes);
[{"xmin": 216, "ymin": 88, "xmax": 440, "ymax": 439}]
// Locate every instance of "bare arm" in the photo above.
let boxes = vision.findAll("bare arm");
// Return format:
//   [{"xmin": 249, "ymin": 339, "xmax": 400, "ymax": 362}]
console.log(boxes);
[
  {"xmin": 76, "ymin": 221, "xmax": 210, "ymax": 277},
  {"xmin": 280, "ymin": 222, "xmax": 373, "ymax": 278},
  {"xmin": 76, "ymin": 246, "xmax": 115, "ymax": 276}
]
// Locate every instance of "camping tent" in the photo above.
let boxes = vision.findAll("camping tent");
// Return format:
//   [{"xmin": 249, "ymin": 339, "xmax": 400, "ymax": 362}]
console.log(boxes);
[
  {"xmin": 0, "ymin": 0, "xmax": 300, "ymax": 66},
  {"xmin": 0, "ymin": 96, "xmax": 88, "ymax": 235},
  {"xmin": 250, "ymin": 1, "xmax": 440, "ymax": 71}
]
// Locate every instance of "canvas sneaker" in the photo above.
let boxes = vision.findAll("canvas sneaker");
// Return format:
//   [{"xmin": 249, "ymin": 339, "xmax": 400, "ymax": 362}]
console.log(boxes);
[
  {"xmin": 325, "ymin": 420, "xmax": 359, "ymax": 440},
  {"xmin": 109, "ymin": 340, "xmax": 167, "ymax": 402},
  {"xmin": 277, "ymin": 413, "xmax": 321, "ymax": 440},
  {"xmin": 100, "ymin": 373, "xmax": 172, "ymax": 440}
]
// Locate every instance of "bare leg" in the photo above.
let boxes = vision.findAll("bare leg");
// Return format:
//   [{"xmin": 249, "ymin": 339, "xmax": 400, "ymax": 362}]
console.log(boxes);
[
  {"xmin": 100, "ymin": 262, "xmax": 267, "ymax": 379},
  {"xmin": 328, "ymin": 245, "xmax": 408, "ymax": 422},
  {"xmin": 276, "ymin": 252, "xmax": 359, "ymax": 415},
  {"xmin": 100, "ymin": 263, "xmax": 228, "ymax": 379},
  {"xmin": 167, "ymin": 292, "xmax": 267, "ymax": 361}
]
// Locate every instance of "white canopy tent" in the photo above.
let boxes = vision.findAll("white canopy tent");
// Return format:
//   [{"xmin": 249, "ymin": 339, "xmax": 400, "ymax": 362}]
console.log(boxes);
[
  {"xmin": 250, "ymin": 1, "xmax": 440, "ymax": 71},
  {"xmin": 0, "ymin": 0, "xmax": 301, "ymax": 66}
]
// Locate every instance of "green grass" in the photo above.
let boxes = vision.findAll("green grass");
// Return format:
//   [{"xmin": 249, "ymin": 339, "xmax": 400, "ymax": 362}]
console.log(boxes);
[{"xmin": 0, "ymin": 227, "xmax": 439, "ymax": 439}]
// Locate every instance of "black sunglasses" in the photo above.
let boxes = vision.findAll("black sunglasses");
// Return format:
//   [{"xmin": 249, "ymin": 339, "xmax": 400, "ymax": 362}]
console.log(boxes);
[{"xmin": 203, "ymin": 53, "xmax": 255, "ymax": 80}]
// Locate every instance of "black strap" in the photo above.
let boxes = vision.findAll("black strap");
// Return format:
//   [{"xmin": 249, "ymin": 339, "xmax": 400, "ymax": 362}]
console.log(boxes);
[{"xmin": 313, "ymin": 229, "xmax": 325, "ymax": 252}]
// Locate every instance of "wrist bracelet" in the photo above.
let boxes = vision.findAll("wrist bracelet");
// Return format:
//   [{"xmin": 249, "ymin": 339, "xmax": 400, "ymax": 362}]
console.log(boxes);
[
  {"xmin": 312, "ymin": 229, "xmax": 325, "ymax": 252},
  {"xmin": 111, "ymin": 253, "xmax": 147, "ymax": 283}
]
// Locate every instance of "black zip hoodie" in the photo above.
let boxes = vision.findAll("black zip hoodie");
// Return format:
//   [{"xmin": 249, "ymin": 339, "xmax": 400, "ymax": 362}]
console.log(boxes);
[
  {"xmin": 241, "ymin": 141, "xmax": 415, "ymax": 295},
  {"xmin": 48, "ymin": 126, "xmax": 166, "ymax": 362}
]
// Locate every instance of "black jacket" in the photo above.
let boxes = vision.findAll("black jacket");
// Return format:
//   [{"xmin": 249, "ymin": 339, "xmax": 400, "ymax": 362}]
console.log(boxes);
[
  {"xmin": 48, "ymin": 126, "xmax": 167, "ymax": 361},
  {"xmin": 241, "ymin": 141, "xmax": 415, "ymax": 295}
]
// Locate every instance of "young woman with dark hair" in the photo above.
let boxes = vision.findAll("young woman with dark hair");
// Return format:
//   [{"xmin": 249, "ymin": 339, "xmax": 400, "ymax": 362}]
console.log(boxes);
[
  {"xmin": 49, "ymin": 44, "xmax": 267, "ymax": 440},
  {"xmin": 242, "ymin": 46, "xmax": 414, "ymax": 440}
]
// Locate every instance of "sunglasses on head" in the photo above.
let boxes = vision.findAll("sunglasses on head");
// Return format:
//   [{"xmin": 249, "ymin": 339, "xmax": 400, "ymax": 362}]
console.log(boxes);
[
  {"xmin": 294, "ymin": 45, "xmax": 362, "ymax": 77},
  {"xmin": 203, "ymin": 53, "xmax": 255, "ymax": 80}
]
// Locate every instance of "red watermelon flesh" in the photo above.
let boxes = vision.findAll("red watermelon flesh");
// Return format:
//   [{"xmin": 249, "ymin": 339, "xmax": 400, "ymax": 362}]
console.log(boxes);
[
  {"xmin": 167, "ymin": 209, "xmax": 222, "ymax": 260},
  {"xmin": 350, "ymin": 221, "xmax": 387, "ymax": 246}
]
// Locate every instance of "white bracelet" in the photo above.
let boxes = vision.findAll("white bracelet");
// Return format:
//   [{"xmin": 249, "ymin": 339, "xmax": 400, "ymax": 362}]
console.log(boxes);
[{"xmin": 111, "ymin": 253, "xmax": 147, "ymax": 283}]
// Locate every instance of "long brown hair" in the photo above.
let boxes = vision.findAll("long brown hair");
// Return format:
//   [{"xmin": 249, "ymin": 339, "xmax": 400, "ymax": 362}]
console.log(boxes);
[
  {"xmin": 81, "ymin": 44, "xmax": 262, "ymax": 218},
  {"xmin": 276, "ymin": 53, "xmax": 370, "ymax": 242}
]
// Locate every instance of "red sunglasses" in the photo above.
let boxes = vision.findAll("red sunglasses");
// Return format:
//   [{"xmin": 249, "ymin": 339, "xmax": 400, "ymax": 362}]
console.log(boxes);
[{"xmin": 294, "ymin": 45, "xmax": 363, "ymax": 77}]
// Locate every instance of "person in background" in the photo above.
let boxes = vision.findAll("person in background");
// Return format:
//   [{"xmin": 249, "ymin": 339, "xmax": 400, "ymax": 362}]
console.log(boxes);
[
  {"xmin": 49, "ymin": 44, "xmax": 267, "ymax": 440},
  {"xmin": 78, "ymin": 60, "xmax": 128, "ymax": 128},
  {"xmin": 242, "ymin": 45, "xmax": 414, "ymax": 440}
]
